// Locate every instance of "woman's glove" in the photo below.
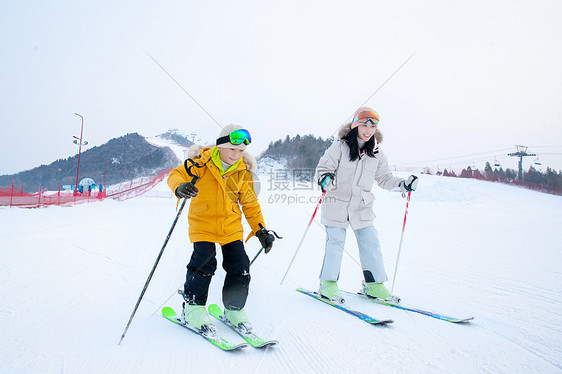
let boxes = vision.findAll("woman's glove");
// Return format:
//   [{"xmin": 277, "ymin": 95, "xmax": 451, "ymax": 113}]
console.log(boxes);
[
  {"xmin": 175, "ymin": 182, "xmax": 199, "ymax": 198},
  {"xmin": 399, "ymin": 175, "xmax": 419, "ymax": 193},
  {"xmin": 318, "ymin": 173, "xmax": 336, "ymax": 192}
]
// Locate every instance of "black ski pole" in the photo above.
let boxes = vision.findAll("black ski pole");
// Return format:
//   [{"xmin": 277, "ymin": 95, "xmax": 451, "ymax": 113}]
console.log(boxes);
[
  {"xmin": 250, "ymin": 247, "xmax": 264, "ymax": 266},
  {"xmin": 119, "ymin": 173, "xmax": 199, "ymax": 345},
  {"xmin": 249, "ymin": 223, "xmax": 282, "ymax": 267},
  {"xmin": 118, "ymin": 198, "xmax": 187, "ymax": 344}
]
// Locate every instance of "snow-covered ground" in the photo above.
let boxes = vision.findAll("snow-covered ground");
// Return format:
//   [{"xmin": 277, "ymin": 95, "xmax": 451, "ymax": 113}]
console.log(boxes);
[{"xmin": 1, "ymin": 172, "xmax": 561, "ymax": 373}]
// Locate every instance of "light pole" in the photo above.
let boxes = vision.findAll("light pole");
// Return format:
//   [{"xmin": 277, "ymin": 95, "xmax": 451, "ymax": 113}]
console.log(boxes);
[{"xmin": 73, "ymin": 113, "xmax": 88, "ymax": 196}]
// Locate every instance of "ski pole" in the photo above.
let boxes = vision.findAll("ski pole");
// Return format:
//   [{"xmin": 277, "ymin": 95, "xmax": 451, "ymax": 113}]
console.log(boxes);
[
  {"xmin": 391, "ymin": 191, "xmax": 411, "ymax": 294},
  {"xmin": 119, "ymin": 171, "xmax": 199, "ymax": 345},
  {"xmin": 250, "ymin": 222, "xmax": 265, "ymax": 266},
  {"xmin": 280, "ymin": 190, "xmax": 327, "ymax": 285},
  {"xmin": 250, "ymin": 223, "xmax": 282, "ymax": 266},
  {"xmin": 250, "ymin": 247, "xmax": 264, "ymax": 266},
  {"xmin": 119, "ymin": 197, "xmax": 188, "ymax": 345}
]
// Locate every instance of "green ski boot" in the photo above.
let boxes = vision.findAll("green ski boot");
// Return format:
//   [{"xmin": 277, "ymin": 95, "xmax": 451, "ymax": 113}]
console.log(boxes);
[
  {"xmin": 362, "ymin": 282, "xmax": 399, "ymax": 302},
  {"xmin": 225, "ymin": 308, "xmax": 252, "ymax": 332},
  {"xmin": 319, "ymin": 280, "xmax": 345, "ymax": 303},
  {"xmin": 183, "ymin": 303, "xmax": 213, "ymax": 329}
]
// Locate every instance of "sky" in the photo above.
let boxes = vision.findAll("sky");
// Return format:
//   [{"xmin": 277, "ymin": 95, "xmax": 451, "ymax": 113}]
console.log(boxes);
[{"xmin": 1, "ymin": 0, "xmax": 562, "ymax": 176}]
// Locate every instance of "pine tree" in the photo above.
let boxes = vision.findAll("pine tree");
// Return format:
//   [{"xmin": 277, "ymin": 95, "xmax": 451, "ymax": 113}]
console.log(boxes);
[{"xmin": 484, "ymin": 162, "xmax": 493, "ymax": 176}]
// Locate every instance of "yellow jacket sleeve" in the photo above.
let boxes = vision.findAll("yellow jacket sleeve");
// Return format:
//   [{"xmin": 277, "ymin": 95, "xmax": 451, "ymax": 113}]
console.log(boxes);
[
  {"xmin": 239, "ymin": 171, "xmax": 265, "ymax": 241},
  {"xmin": 167, "ymin": 160, "xmax": 202, "ymax": 196}
]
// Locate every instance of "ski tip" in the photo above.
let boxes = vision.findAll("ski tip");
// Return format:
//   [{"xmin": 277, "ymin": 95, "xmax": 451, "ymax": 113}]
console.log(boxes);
[
  {"xmin": 208, "ymin": 304, "xmax": 223, "ymax": 316},
  {"xmin": 162, "ymin": 306, "xmax": 177, "ymax": 319},
  {"xmin": 254, "ymin": 340, "xmax": 279, "ymax": 348}
]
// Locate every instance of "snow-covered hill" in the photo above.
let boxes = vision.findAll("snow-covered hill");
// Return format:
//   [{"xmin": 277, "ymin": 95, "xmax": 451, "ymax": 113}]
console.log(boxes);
[
  {"xmin": 1, "ymin": 173, "xmax": 561, "ymax": 373},
  {"xmin": 145, "ymin": 131, "xmax": 191, "ymax": 162}
]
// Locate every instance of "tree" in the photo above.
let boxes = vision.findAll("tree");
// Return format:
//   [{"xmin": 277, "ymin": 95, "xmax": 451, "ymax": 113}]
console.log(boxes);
[
  {"xmin": 493, "ymin": 167, "xmax": 506, "ymax": 178},
  {"xmin": 505, "ymin": 169, "xmax": 517, "ymax": 180},
  {"xmin": 545, "ymin": 167, "xmax": 562, "ymax": 188},
  {"xmin": 484, "ymin": 162, "xmax": 493, "ymax": 176},
  {"xmin": 524, "ymin": 166, "xmax": 546, "ymax": 185},
  {"xmin": 258, "ymin": 134, "xmax": 333, "ymax": 172},
  {"xmin": 460, "ymin": 167, "xmax": 472, "ymax": 178}
]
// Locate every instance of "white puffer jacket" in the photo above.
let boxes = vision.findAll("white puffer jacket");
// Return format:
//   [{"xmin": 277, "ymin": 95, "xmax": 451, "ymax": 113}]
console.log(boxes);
[{"xmin": 316, "ymin": 123, "xmax": 403, "ymax": 230}]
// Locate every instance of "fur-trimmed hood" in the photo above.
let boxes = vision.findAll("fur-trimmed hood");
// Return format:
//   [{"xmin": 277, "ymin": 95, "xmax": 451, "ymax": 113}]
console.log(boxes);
[
  {"xmin": 337, "ymin": 122, "xmax": 383, "ymax": 144},
  {"xmin": 187, "ymin": 144, "xmax": 258, "ymax": 173}
]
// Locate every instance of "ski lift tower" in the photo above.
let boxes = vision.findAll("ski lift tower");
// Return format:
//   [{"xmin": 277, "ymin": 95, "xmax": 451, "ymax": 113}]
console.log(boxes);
[{"xmin": 508, "ymin": 145, "xmax": 536, "ymax": 181}]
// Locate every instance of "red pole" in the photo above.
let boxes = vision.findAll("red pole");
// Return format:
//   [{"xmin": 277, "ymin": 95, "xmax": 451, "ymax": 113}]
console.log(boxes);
[
  {"xmin": 10, "ymin": 177, "xmax": 14, "ymax": 207},
  {"xmin": 58, "ymin": 184, "xmax": 61, "ymax": 206},
  {"xmin": 280, "ymin": 190, "xmax": 327, "ymax": 284},
  {"xmin": 391, "ymin": 191, "xmax": 411, "ymax": 293},
  {"xmin": 103, "ymin": 163, "xmax": 107, "ymax": 198},
  {"xmin": 74, "ymin": 113, "xmax": 84, "ymax": 198}
]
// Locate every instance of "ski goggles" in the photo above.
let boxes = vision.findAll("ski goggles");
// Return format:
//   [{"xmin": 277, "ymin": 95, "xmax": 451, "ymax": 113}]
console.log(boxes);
[
  {"xmin": 358, "ymin": 118, "xmax": 379, "ymax": 125},
  {"xmin": 354, "ymin": 110, "xmax": 380, "ymax": 125},
  {"xmin": 216, "ymin": 128, "xmax": 252, "ymax": 146}
]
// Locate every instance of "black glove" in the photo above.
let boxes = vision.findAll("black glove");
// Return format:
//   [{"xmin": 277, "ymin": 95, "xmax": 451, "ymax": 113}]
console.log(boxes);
[
  {"xmin": 256, "ymin": 227, "xmax": 276, "ymax": 254},
  {"xmin": 318, "ymin": 172, "xmax": 336, "ymax": 192},
  {"xmin": 399, "ymin": 175, "xmax": 419, "ymax": 193},
  {"xmin": 175, "ymin": 182, "xmax": 199, "ymax": 198}
]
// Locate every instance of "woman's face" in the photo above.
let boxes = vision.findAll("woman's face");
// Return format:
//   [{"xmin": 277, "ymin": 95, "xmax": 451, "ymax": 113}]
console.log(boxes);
[{"xmin": 357, "ymin": 123, "xmax": 377, "ymax": 142}]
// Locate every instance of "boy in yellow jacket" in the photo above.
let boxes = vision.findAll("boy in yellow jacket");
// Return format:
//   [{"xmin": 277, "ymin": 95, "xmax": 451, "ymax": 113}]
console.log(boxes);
[{"xmin": 167, "ymin": 125, "xmax": 275, "ymax": 332}]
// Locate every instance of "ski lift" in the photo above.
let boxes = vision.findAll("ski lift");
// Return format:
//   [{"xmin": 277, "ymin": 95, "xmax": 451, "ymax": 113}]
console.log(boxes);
[
  {"xmin": 493, "ymin": 157, "xmax": 501, "ymax": 168},
  {"xmin": 534, "ymin": 156, "xmax": 542, "ymax": 166}
]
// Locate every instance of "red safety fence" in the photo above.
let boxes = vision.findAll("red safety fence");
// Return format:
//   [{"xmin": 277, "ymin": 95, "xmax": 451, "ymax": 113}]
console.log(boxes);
[
  {"xmin": 0, "ymin": 169, "xmax": 171, "ymax": 208},
  {"xmin": 441, "ymin": 171, "xmax": 562, "ymax": 196}
]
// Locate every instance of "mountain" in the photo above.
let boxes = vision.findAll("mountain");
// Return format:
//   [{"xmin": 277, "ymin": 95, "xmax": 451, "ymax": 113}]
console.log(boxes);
[
  {"xmin": 152, "ymin": 129, "xmax": 195, "ymax": 147},
  {"xmin": 257, "ymin": 134, "xmax": 333, "ymax": 179},
  {"xmin": 0, "ymin": 132, "xmax": 182, "ymax": 192}
]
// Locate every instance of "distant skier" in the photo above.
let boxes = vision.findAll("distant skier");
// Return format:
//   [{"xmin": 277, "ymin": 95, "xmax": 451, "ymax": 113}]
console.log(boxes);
[
  {"xmin": 315, "ymin": 107, "xmax": 418, "ymax": 302},
  {"xmin": 167, "ymin": 125, "xmax": 276, "ymax": 332}
]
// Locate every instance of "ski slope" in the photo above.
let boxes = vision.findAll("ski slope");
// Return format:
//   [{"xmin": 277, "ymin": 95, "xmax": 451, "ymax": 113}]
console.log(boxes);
[{"xmin": 1, "ymin": 173, "xmax": 561, "ymax": 373}]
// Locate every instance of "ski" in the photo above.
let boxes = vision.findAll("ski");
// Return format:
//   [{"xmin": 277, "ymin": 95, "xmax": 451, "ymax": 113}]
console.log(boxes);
[
  {"xmin": 208, "ymin": 304, "xmax": 278, "ymax": 348},
  {"xmin": 297, "ymin": 288, "xmax": 393, "ymax": 325},
  {"xmin": 162, "ymin": 306, "xmax": 248, "ymax": 351},
  {"xmin": 345, "ymin": 291, "xmax": 474, "ymax": 323}
]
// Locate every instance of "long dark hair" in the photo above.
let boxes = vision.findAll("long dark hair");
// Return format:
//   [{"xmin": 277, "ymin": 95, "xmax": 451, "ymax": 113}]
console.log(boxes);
[{"xmin": 342, "ymin": 127, "xmax": 377, "ymax": 161}]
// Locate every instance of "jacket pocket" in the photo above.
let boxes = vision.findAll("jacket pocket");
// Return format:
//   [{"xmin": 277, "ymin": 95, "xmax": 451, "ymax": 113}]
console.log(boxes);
[
  {"xmin": 358, "ymin": 160, "xmax": 378, "ymax": 190},
  {"xmin": 190, "ymin": 201, "xmax": 209, "ymax": 216},
  {"xmin": 231, "ymin": 203, "xmax": 242, "ymax": 216},
  {"xmin": 358, "ymin": 191, "xmax": 375, "ymax": 220},
  {"xmin": 322, "ymin": 197, "xmax": 348, "ymax": 223}
]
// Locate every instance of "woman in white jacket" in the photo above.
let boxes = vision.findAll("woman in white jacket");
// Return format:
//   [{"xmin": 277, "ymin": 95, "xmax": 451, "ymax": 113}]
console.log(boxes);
[{"xmin": 315, "ymin": 107, "xmax": 418, "ymax": 302}]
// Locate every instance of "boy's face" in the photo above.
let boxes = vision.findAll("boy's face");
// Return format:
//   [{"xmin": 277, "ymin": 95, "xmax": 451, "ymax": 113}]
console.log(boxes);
[{"xmin": 219, "ymin": 147, "xmax": 245, "ymax": 165}]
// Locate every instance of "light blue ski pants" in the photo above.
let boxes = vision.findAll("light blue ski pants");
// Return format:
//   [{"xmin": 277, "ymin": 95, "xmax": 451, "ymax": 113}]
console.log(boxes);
[{"xmin": 319, "ymin": 226, "xmax": 388, "ymax": 283}]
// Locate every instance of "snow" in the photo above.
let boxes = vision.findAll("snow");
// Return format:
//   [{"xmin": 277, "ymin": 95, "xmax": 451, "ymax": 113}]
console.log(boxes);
[
  {"xmin": 1, "ymin": 173, "xmax": 561, "ymax": 373},
  {"xmin": 144, "ymin": 133, "xmax": 189, "ymax": 163}
]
